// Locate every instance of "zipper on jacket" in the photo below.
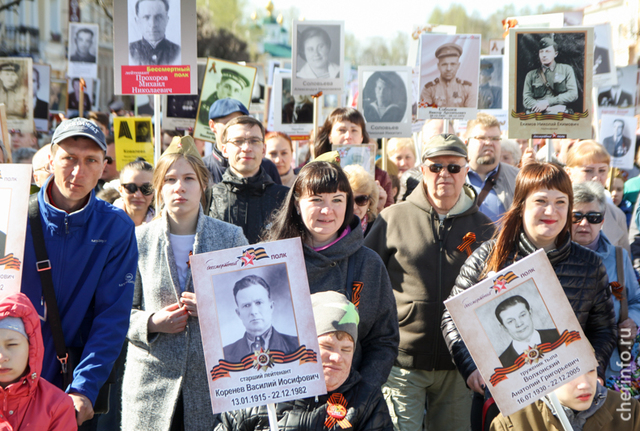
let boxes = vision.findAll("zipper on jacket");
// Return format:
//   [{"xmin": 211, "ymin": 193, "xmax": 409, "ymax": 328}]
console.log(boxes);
[
  {"xmin": 435, "ymin": 216, "xmax": 445, "ymax": 365},
  {"xmin": 64, "ymin": 215, "xmax": 69, "ymax": 235}
]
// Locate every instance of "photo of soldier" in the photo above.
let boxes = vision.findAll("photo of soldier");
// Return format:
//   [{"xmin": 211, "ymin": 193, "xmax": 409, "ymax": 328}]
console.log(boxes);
[
  {"xmin": 478, "ymin": 58, "xmax": 503, "ymax": 110},
  {"xmin": 420, "ymin": 42, "xmax": 474, "ymax": 108},
  {"xmin": 135, "ymin": 120, "xmax": 152, "ymax": 143},
  {"xmin": 197, "ymin": 68, "xmax": 251, "ymax": 127},
  {"xmin": 67, "ymin": 78, "xmax": 92, "ymax": 113},
  {"xmin": 128, "ymin": 0, "xmax": 181, "ymax": 66},
  {"xmin": 70, "ymin": 26, "xmax": 97, "ymax": 63},
  {"xmin": 0, "ymin": 62, "xmax": 29, "ymax": 120}
]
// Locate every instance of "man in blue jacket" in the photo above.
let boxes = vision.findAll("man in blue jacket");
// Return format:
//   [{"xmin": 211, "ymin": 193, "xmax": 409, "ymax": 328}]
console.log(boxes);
[{"xmin": 21, "ymin": 118, "xmax": 138, "ymax": 428}]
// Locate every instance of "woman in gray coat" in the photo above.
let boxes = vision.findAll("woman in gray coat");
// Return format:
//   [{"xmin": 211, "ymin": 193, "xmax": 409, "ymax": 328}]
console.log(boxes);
[{"xmin": 122, "ymin": 137, "xmax": 248, "ymax": 431}]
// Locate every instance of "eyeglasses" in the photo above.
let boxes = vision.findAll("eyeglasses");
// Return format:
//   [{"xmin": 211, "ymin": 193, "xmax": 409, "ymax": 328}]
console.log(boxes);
[
  {"xmin": 472, "ymin": 136, "xmax": 501, "ymax": 143},
  {"xmin": 121, "ymin": 182, "xmax": 154, "ymax": 196},
  {"xmin": 105, "ymin": 156, "xmax": 114, "ymax": 165},
  {"xmin": 225, "ymin": 138, "xmax": 263, "ymax": 147},
  {"xmin": 354, "ymin": 195, "xmax": 370, "ymax": 206},
  {"xmin": 425, "ymin": 163, "xmax": 466, "ymax": 174},
  {"xmin": 572, "ymin": 212, "xmax": 604, "ymax": 224}
]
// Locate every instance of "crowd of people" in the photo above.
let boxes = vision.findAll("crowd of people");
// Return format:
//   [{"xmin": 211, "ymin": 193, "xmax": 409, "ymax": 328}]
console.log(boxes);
[{"xmin": 1, "ymin": 93, "xmax": 640, "ymax": 431}]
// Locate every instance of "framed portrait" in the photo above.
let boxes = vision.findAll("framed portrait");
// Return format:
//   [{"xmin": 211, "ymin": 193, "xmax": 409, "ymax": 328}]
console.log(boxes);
[
  {"xmin": 272, "ymin": 72, "xmax": 314, "ymax": 136},
  {"xmin": 66, "ymin": 77, "xmax": 93, "ymax": 116},
  {"xmin": 445, "ymin": 250, "xmax": 598, "ymax": 417},
  {"xmin": 508, "ymin": 27, "xmax": 594, "ymax": 139},
  {"xmin": 190, "ymin": 238, "xmax": 326, "ymax": 414},
  {"xmin": 32, "ymin": 64, "xmax": 51, "ymax": 133},
  {"xmin": 49, "ymin": 79, "xmax": 68, "ymax": 114},
  {"xmin": 600, "ymin": 114, "xmax": 638, "ymax": 170},
  {"xmin": 332, "ymin": 143, "xmax": 377, "ymax": 176},
  {"xmin": 0, "ymin": 164, "xmax": 32, "ymax": 296},
  {"xmin": 292, "ymin": 20, "xmax": 344, "ymax": 95},
  {"xmin": 113, "ymin": 0, "xmax": 197, "ymax": 95},
  {"xmin": 194, "ymin": 58, "xmax": 257, "ymax": 143},
  {"xmin": 67, "ymin": 23, "xmax": 99, "ymax": 79},
  {"xmin": 358, "ymin": 66, "xmax": 412, "ymax": 139},
  {"xmin": 478, "ymin": 56, "xmax": 507, "ymax": 111},
  {"xmin": 161, "ymin": 60, "xmax": 207, "ymax": 131},
  {"xmin": 418, "ymin": 33, "xmax": 481, "ymax": 121},
  {"xmin": 267, "ymin": 58, "xmax": 292, "ymax": 87},
  {"xmin": 0, "ymin": 57, "xmax": 33, "ymax": 134},
  {"xmin": 591, "ymin": 24, "xmax": 616, "ymax": 87},
  {"xmin": 597, "ymin": 65, "xmax": 638, "ymax": 118}
]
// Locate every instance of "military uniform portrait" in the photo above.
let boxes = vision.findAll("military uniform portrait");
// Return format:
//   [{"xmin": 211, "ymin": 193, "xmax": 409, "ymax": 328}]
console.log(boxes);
[
  {"xmin": 418, "ymin": 34, "xmax": 480, "ymax": 119},
  {"xmin": 478, "ymin": 57, "xmax": 504, "ymax": 110},
  {"xmin": 68, "ymin": 23, "xmax": 99, "ymax": 79},
  {"xmin": 197, "ymin": 68, "xmax": 251, "ymax": 127},
  {"xmin": 135, "ymin": 120, "xmax": 152, "ymax": 143},
  {"xmin": 49, "ymin": 79, "xmax": 68, "ymax": 114},
  {"xmin": 66, "ymin": 78, "xmax": 92, "ymax": 114},
  {"xmin": 0, "ymin": 58, "xmax": 33, "ymax": 133},
  {"xmin": 127, "ymin": 0, "xmax": 181, "ymax": 66},
  {"xmin": 515, "ymin": 33, "xmax": 585, "ymax": 115}
]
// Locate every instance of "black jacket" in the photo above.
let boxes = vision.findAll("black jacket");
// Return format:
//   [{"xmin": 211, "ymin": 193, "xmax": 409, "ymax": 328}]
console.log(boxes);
[
  {"xmin": 203, "ymin": 146, "xmax": 282, "ymax": 186},
  {"xmin": 216, "ymin": 370, "xmax": 393, "ymax": 431},
  {"xmin": 208, "ymin": 167, "xmax": 288, "ymax": 244},
  {"xmin": 441, "ymin": 232, "xmax": 616, "ymax": 381}
]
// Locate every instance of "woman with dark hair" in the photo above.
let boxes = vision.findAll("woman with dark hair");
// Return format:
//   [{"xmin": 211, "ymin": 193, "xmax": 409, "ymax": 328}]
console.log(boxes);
[
  {"xmin": 314, "ymin": 107, "xmax": 394, "ymax": 208},
  {"xmin": 441, "ymin": 162, "xmax": 616, "ymax": 431},
  {"xmin": 263, "ymin": 161, "xmax": 398, "ymax": 388},
  {"xmin": 296, "ymin": 26, "xmax": 339, "ymax": 79}
]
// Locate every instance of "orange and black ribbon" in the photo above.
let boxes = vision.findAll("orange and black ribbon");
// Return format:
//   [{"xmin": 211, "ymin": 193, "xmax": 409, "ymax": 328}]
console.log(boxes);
[
  {"xmin": 210, "ymin": 345, "xmax": 317, "ymax": 381},
  {"xmin": 611, "ymin": 282, "xmax": 624, "ymax": 301},
  {"xmin": 502, "ymin": 19, "xmax": 518, "ymax": 38},
  {"xmin": 457, "ymin": 233, "xmax": 476, "ymax": 257},
  {"xmin": 511, "ymin": 110, "xmax": 589, "ymax": 122},
  {"xmin": 0, "ymin": 254, "xmax": 21, "ymax": 271},
  {"xmin": 351, "ymin": 282, "xmax": 363, "ymax": 309},
  {"xmin": 187, "ymin": 250, "xmax": 193, "ymax": 268},
  {"xmin": 325, "ymin": 393, "xmax": 351, "ymax": 429},
  {"xmin": 489, "ymin": 329, "xmax": 582, "ymax": 386}
]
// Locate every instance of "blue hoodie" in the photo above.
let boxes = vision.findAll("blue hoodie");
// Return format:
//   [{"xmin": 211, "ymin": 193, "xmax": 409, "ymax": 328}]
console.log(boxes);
[{"xmin": 21, "ymin": 177, "xmax": 138, "ymax": 404}]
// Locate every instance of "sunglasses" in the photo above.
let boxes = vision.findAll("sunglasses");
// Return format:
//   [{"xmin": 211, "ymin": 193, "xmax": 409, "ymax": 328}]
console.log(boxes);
[
  {"xmin": 572, "ymin": 212, "xmax": 604, "ymax": 224},
  {"xmin": 425, "ymin": 163, "xmax": 465, "ymax": 174},
  {"xmin": 122, "ymin": 183, "xmax": 154, "ymax": 196},
  {"xmin": 105, "ymin": 156, "xmax": 114, "ymax": 165},
  {"xmin": 354, "ymin": 195, "xmax": 370, "ymax": 206}
]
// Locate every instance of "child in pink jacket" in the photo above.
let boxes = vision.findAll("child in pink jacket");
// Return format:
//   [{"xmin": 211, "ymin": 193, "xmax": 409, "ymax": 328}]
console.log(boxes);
[{"xmin": 0, "ymin": 293, "xmax": 76, "ymax": 430}]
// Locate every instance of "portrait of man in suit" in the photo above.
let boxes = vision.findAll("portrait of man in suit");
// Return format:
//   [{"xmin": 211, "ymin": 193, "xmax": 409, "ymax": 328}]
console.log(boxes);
[
  {"xmin": 223, "ymin": 275, "xmax": 299, "ymax": 363},
  {"xmin": 282, "ymin": 92, "xmax": 313, "ymax": 124},
  {"xmin": 598, "ymin": 69, "xmax": 634, "ymax": 108},
  {"xmin": 603, "ymin": 119, "xmax": 631, "ymax": 157},
  {"xmin": 593, "ymin": 30, "xmax": 610, "ymax": 75},
  {"xmin": 128, "ymin": 0, "xmax": 181, "ymax": 66},
  {"xmin": 32, "ymin": 68, "xmax": 49, "ymax": 120},
  {"xmin": 495, "ymin": 295, "xmax": 560, "ymax": 368}
]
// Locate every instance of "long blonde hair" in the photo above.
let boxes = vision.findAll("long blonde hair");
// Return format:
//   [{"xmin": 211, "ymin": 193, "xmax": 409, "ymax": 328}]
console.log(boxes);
[{"xmin": 152, "ymin": 153, "xmax": 210, "ymax": 210}]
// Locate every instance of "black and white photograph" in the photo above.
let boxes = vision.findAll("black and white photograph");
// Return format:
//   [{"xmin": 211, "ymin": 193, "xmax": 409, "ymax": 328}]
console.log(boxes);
[
  {"xmin": 418, "ymin": 33, "xmax": 480, "ymax": 121},
  {"xmin": 127, "ymin": 0, "xmax": 181, "ymax": 66},
  {"xmin": 49, "ymin": 79, "xmax": 68, "ymax": 114},
  {"xmin": 597, "ymin": 65, "xmax": 638, "ymax": 109},
  {"xmin": 67, "ymin": 23, "xmax": 99, "ymax": 78},
  {"xmin": 292, "ymin": 20, "xmax": 344, "ymax": 95},
  {"xmin": 191, "ymin": 238, "xmax": 326, "ymax": 414},
  {"xmin": 273, "ymin": 72, "xmax": 314, "ymax": 136},
  {"xmin": 478, "ymin": 56, "xmax": 505, "ymax": 110},
  {"xmin": 592, "ymin": 23, "xmax": 615, "ymax": 87},
  {"xmin": 0, "ymin": 57, "xmax": 33, "ymax": 133},
  {"xmin": 32, "ymin": 64, "xmax": 50, "ymax": 132},
  {"xmin": 475, "ymin": 282, "xmax": 559, "ymax": 369},
  {"xmin": 508, "ymin": 27, "xmax": 594, "ymax": 139},
  {"xmin": 135, "ymin": 119, "xmax": 152, "ymax": 143},
  {"xmin": 600, "ymin": 114, "xmax": 637, "ymax": 170},
  {"xmin": 66, "ymin": 77, "xmax": 93, "ymax": 115},
  {"xmin": 212, "ymin": 265, "xmax": 299, "ymax": 363},
  {"xmin": 358, "ymin": 66, "xmax": 412, "ymax": 139}
]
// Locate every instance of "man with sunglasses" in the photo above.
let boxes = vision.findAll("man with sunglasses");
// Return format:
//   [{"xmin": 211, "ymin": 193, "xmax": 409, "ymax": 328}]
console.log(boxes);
[
  {"xmin": 464, "ymin": 113, "xmax": 519, "ymax": 223},
  {"xmin": 208, "ymin": 116, "xmax": 288, "ymax": 243},
  {"xmin": 365, "ymin": 134, "xmax": 494, "ymax": 431}
]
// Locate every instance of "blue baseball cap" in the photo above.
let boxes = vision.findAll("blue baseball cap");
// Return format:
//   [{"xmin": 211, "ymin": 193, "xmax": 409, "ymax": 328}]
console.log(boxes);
[
  {"xmin": 52, "ymin": 117, "xmax": 107, "ymax": 152},
  {"xmin": 209, "ymin": 98, "xmax": 249, "ymax": 121}
]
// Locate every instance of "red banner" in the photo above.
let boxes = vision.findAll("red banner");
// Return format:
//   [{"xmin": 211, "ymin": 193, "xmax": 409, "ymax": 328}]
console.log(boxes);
[{"xmin": 121, "ymin": 65, "xmax": 191, "ymax": 95}]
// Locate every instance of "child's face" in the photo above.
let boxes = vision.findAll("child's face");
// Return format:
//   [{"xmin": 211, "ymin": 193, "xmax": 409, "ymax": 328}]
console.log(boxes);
[
  {"xmin": 554, "ymin": 369, "xmax": 598, "ymax": 411},
  {"xmin": 0, "ymin": 328, "xmax": 29, "ymax": 388},
  {"xmin": 611, "ymin": 177, "xmax": 624, "ymax": 207}
]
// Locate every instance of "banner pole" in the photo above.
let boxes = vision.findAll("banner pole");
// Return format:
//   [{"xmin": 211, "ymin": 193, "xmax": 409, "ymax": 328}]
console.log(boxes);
[
  {"xmin": 154, "ymin": 94, "xmax": 161, "ymax": 165},
  {"xmin": 311, "ymin": 91, "xmax": 322, "ymax": 161},
  {"xmin": 266, "ymin": 403, "xmax": 279, "ymax": 431},
  {"xmin": 79, "ymin": 78, "xmax": 85, "ymax": 118},
  {"xmin": 548, "ymin": 392, "xmax": 574, "ymax": 431},
  {"xmin": 381, "ymin": 138, "xmax": 388, "ymax": 171}
]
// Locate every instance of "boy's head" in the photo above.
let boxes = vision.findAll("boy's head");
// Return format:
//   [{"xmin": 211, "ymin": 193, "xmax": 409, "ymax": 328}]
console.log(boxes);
[
  {"xmin": 554, "ymin": 368, "xmax": 598, "ymax": 411},
  {"xmin": 0, "ymin": 316, "xmax": 29, "ymax": 388}
]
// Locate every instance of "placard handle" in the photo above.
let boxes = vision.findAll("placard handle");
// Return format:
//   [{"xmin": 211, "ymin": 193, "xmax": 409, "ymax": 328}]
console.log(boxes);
[
  {"xmin": 548, "ymin": 392, "xmax": 574, "ymax": 431},
  {"xmin": 266, "ymin": 403, "xmax": 279, "ymax": 431}
]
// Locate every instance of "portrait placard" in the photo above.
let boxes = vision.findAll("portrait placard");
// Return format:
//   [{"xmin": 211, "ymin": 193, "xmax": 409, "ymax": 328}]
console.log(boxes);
[
  {"xmin": 292, "ymin": 21, "xmax": 344, "ymax": 95},
  {"xmin": 591, "ymin": 24, "xmax": 616, "ymax": 88},
  {"xmin": 418, "ymin": 34, "xmax": 481, "ymax": 121},
  {"xmin": 272, "ymin": 71, "xmax": 313, "ymax": 136},
  {"xmin": 49, "ymin": 79, "xmax": 68, "ymax": 114},
  {"xmin": 190, "ymin": 238, "xmax": 326, "ymax": 414},
  {"xmin": 0, "ymin": 105, "xmax": 9, "ymax": 160},
  {"xmin": 444, "ymin": 250, "xmax": 598, "ymax": 417},
  {"xmin": 597, "ymin": 65, "xmax": 638, "ymax": 118},
  {"xmin": 113, "ymin": 117, "xmax": 154, "ymax": 171},
  {"xmin": 66, "ymin": 78, "xmax": 93, "ymax": 116},
  {"xmin": 32, "ymin": 64, "xmax": 51, "ymax": 133},
  {"xmin": 478, "ymin": 56, "xmax": 506, "ymax": 111},
  {"xmin": 0, "ymin": 164, "xmax": 32, "ymax": 296},
  {"xmin": 194, "ymin": 58, "xmax": 256, "ymax": 143},
  {"xmin": 67, "ymin": 23, "xmax": 99, "ymax": 79},
  {"xmin": 508, "ymin": 27, "xmax": 594, "ymax": 139},
  {"xmin": 600, "ymin": 114, "xmax": 637, "ymax": 170},
  {"xmin": 332, "ymin": 144, "xmax": 376, "ymax": 176},
  {"xmin": 0, "ymin": 57, "xmax": 33, "ymax": 133},
  {"xmin": 113, "ymin": 0, "xmax": 197, "ymax": 95},
  {"xmin": 358, "ymin": 66, "xmax": 412, "ymax": 139},
  {"xmin": 162, "ymin": 60, "xmax": 207, "ymax": 131}
]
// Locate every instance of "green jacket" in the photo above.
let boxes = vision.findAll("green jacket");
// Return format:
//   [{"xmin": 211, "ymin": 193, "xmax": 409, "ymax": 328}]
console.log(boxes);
[{"xmin": 523, "ymin": 62, "xmax": 578, "ymax": 110}]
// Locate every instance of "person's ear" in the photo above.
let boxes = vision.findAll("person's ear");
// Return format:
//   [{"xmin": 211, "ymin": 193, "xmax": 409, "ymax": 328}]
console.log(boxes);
[
  {"xmin": 235, "ymin": 308, "xmax": 240, "ymax": 318},
  {"xmin": 208, "ymin": 119, "xmax": 216, "ymax": 132},
  {"xmin": 564, "ymin": 166, "xmax": 573, "ymax": 180}
]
